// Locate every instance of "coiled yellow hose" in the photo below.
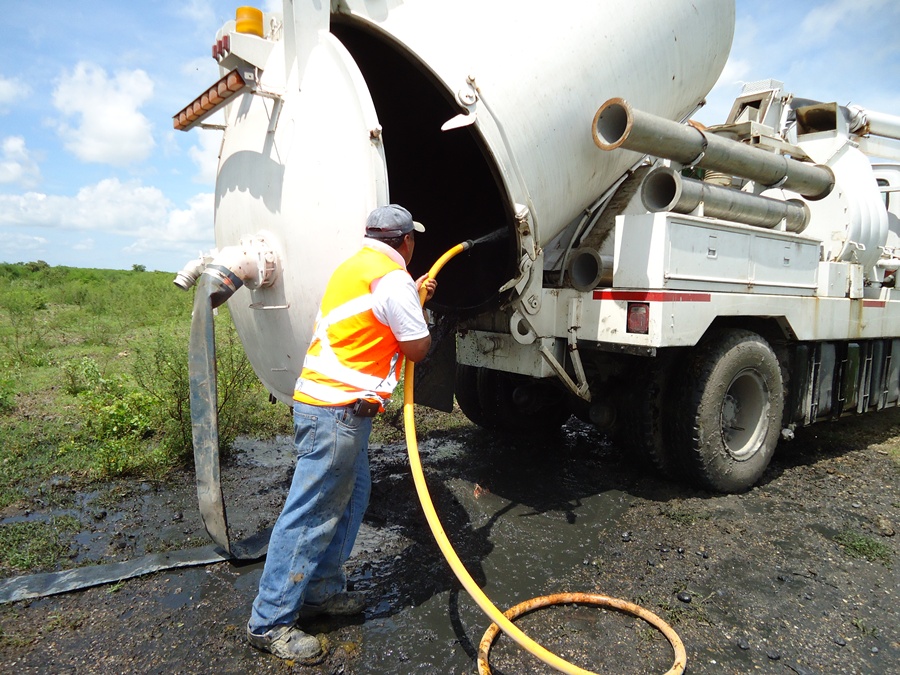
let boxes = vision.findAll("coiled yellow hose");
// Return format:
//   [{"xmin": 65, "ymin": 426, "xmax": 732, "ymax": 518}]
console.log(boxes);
[{"xmin": 403, "ymin": 242, "xmax": 686, "ymax": 675}]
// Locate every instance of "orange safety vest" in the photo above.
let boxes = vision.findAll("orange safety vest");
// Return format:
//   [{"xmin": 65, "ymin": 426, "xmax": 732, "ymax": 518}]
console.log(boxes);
[{"xmin": 294, "ymin": 247, "xmax": 408, "ymax": 407}]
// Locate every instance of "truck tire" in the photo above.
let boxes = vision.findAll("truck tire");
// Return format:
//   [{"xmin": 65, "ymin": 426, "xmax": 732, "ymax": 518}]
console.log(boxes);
[
  {"xmin": 454, "ymin": 364, "xmax": 487, "ymax": 426},
  {"xmin": 457, "ymin": 366, "xmax": 570, "ymax": 435},
  {"xmin": 674, "ymin": 329, "xmax": 784, "ymax": 493},
  {"xmin": 618, "ymin": 354, "xmax": 677, "ymax": 475}
]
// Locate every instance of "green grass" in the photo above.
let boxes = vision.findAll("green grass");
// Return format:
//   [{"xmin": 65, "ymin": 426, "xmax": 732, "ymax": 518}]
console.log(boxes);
[
  {"xmin": 834, "ymin": 530, "xmax": 893, "ymax": 566},
  {"xmin": 659, "ymin": 506, "xmax": 710, "ymax": 526},
  {"xmin": 0, "ymin": 516, "xmax": 81, "ymax": 575},
  {"xmin": 0, "ymin": 262, "xmax": 293, "ymax": 571},
  {"xmin": 0, "ymin": 261, "xmax": 468, "ymax": 574}
]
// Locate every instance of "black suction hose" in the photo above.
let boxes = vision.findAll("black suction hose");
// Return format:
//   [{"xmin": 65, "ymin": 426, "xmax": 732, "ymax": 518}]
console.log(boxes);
[{"xmin": 188, "ymin": 267, "xmax": 269, "ymax": 560}]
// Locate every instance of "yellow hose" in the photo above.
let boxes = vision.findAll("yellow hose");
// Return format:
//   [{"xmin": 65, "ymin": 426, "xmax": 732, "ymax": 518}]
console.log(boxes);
[{"xmin": 403, "ymin": 242, "xmax": 686, "ymax": 675}]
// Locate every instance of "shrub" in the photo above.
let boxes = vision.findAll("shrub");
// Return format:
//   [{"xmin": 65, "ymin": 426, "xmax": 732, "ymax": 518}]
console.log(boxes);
[
  {"xmin": 0, "ymin": 372, "xmax": 16, "ymax": 414},
  {"xmin": 72, "ymin": 372, "xmax": 160, "ymax": 478},
  {"xmin": 132, "ymin": 326, "xmax": 192, "ymax": 461},
  {"xmin": 131, "ymin": 315, "xmax": 290, "ymax": 464},
  {"xmin": 63, "ymin": 356, "xmax": 103, "ymax": 396},
  {"xmin": 0, "ymin": 285, "xmax": 51, "ymax": 363}
]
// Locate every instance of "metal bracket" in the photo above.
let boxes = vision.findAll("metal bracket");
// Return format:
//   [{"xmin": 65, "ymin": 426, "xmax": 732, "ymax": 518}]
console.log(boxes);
[
  {"xmin": 538, "ymin": 343, "xmax": 591, "ymax": 402},
  {"xmin": 566, "ymin": 297, "xmax": 591, "ymax": 400}
]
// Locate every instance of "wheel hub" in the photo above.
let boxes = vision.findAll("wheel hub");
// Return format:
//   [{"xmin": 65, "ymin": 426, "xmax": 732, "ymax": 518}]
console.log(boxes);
[{"xmin": 720, "ymin": 368, "xmax": 769, "ymax": 461}]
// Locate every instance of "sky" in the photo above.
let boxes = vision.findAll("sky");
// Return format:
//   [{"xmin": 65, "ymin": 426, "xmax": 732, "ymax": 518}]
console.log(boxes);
[{"xmin": 1, "ymin": 0, "xmax": 898, "ymax": 272}]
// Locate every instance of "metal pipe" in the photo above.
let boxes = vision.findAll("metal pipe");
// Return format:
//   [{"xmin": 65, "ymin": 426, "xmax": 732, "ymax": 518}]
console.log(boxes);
[
  {"xmin": 567, "ymin": 249, "xmax": 614, "ymax": 291},
  {"xmin": 593, "ymin": 98, "xmax": 835, "ymax": 200},
  {"xmin": 641, "ymin": 166, "xmax": 811, "ymax": 233},
  {"xmin": 173, "ymin": 256, "xmax": 207, "ymax": 290},
  {"xmin": 847, "ymin": 105, "xmax": 900, "ymax": 142}
]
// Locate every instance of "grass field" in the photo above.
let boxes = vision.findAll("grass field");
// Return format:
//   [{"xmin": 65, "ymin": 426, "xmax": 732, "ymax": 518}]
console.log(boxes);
[
  {"xmin": 0, "ymin": 259, "xmax": 293, "ymax": 486},
  {"xmin": 0, "ymin": 260, "xmax": 467, "ymax": 576},
  {"xmin": 0, "ymin": 261, "xmax": 299, "ymax": 573}
]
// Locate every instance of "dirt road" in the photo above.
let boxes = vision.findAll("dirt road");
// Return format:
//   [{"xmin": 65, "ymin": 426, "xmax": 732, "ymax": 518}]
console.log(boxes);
[{"xmin": 1, "ymin": 411, "xmax": 897, "ymax": 674}]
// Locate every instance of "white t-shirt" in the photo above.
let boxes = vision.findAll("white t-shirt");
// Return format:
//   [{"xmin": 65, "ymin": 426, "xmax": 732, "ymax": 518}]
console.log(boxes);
[
  {"xmin": 372, "ymin": 270, "xmax": 429, "ymax": 341},
  {"xmin": 364, "ymin": 240, "xmax": 430, "ymax": 342}
]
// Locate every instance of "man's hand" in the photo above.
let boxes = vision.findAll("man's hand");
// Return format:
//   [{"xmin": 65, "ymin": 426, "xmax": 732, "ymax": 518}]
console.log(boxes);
[{"xmin": 416, "ymin": 275, "xmax": 437, "ymax": 302}]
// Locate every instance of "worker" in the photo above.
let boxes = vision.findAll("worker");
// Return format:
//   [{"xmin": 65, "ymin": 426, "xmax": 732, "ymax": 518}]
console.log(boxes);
[{"xmin": 246, "ymin": 204, "xmax": 437, "ymax": 661}]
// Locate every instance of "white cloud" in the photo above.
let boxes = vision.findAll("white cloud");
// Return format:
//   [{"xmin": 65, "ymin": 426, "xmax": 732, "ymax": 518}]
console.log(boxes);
[
  {"xmin": 798, "ymin": 0, "xmax": 891, "ymax": 45},
  {"xmin": 712, "ymin": 57, "xmax": 754, "ymax": 93},
  {"xmin": 51, "ymin": 62, "xmax": 155, "ymax": 166},
  {"xmin": 0, "ymin": 179, "xmax": 214, "ymax": 264},
  {"xmin": 125, "ymin": 191, "xmax": 213, "ymax": 254},
  {"xmin": 0, "ymin": 179, "xmax": 168, "ymax": 234},
  {"xmin": 178, "ymin": 0, "xmax": 216, "ymax": 25},
  {"xmin": 3, "ymin": 231, "xmax": 48, "ymax": 256},
  {"xmin": 0, "ymin": 75, "xmax": 30, "ymax": 113},
  {"xmin": 189, "ymin": 130, "xmax": 222, "ymax": 184},
  {"xmin": 0, "ymin": 178, "xmax": 213, "ymax": 243},
  {"xmin": 0, "ymin": 136, "xmax": 41, "ymax": 188}
]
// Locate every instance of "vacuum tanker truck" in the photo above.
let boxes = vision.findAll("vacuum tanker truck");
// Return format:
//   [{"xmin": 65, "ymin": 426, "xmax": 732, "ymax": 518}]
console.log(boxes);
[{"xmin": 173, "ymin": 0, "xmax": 900, "ymax": 553}]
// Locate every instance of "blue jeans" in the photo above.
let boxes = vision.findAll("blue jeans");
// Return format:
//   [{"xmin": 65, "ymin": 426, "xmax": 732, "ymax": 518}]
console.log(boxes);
[{"xmin": 248, "ymin": 401, "xmax": 373, "ymax": 632}]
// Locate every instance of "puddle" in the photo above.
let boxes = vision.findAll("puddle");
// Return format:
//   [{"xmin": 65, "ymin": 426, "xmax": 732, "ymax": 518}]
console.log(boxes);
[{"xmin": 230, "ymin": 434, "xmax": 295, "ymax": 468}]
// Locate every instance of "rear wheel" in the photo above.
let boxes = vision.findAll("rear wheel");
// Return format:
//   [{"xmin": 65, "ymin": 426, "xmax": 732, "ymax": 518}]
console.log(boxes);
[
  {"xmin": 617, "ymin": 354, "xmax": 678, "ymax": 474},
  {"xmin": 455, "ymin": 365, "xmax": 571, "ymax": 435},
  {"xmin": 673, "ymin": 329, "xmax": 784, "ymax": 493},
  {"xmin": 454, "ymin": 363, "xmax": 487, "ymax": 427}
]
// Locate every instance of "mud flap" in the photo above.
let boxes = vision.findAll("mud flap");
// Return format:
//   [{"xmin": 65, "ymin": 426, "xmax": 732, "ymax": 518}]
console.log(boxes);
[{"xmin": 412, "ymin": 314, "xmax": 457, "ymax": 412}]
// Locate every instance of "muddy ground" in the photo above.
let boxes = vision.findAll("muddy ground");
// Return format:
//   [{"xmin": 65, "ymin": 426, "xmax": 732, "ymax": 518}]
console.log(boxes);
[{"xmin": 1, "ymin": 408, "xmax": 898, "ymax": 675}]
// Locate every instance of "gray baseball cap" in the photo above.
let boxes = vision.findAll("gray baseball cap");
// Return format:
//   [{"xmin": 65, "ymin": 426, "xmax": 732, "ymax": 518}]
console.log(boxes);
[{"xmin": 365, "ymin": 204, "xmax": 425, "ymax": 239}]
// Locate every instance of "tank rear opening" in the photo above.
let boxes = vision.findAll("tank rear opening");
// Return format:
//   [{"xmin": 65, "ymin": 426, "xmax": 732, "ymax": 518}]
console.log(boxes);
[{"xmin": 331, "ymin": 19, "xmax": 516, "ymax": 316}]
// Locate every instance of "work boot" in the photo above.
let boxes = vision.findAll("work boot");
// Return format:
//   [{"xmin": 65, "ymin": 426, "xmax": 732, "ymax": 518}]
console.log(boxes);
[
  {"xmin": 299, "ymin": 590, "xmax": 366, "ymax": 619},
  {"xmin": 246, "ymin": 622, "xmax": 322, "ymax": 662}
]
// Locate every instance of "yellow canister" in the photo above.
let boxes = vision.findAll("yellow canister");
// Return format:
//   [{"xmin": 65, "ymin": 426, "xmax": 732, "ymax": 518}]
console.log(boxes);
[{"xmin": 235, "ymin": 6, "xmax": 264, "ymax": 37}]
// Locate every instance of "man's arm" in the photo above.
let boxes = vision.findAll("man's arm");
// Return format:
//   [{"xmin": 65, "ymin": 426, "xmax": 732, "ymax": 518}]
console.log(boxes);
[
  {"xmin": 398, "ymin": 335, "xmax": 431, "ymax": 363},
  {"xmin": 399, "ymin": 275, "xmax": 437, "ymax": 362},
  {"xmin": 373, "ymin": 271, "xmax": 437, "ymax": 363}
]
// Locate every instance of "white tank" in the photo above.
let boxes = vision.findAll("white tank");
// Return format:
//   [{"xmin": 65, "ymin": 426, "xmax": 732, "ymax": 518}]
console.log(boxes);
[{"xmin": 213, "ymin": 0, "xmax": 735, "ymax": 402}]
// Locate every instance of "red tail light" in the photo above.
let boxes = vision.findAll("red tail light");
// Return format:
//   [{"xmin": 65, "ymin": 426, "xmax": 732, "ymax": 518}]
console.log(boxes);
[{"xmin": 626, "ymin": 302, "xmax": 650, "ymax": 334}]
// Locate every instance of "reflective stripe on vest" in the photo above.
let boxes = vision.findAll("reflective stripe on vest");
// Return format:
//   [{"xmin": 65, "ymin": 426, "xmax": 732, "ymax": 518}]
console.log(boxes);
[{"xmin": 294, "ymin": 247, "xmax": 406, "ymax": 406}]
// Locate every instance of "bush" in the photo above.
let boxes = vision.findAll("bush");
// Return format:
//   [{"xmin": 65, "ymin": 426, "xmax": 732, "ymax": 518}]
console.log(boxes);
[
  {"xmin": 132, "ymin": 327, "xmax": 192, "ymax": 461},
  {"xmin": 66, "ymin": 361, "xmax": 161, "ymax": 478},
  {"xmin": 0, "ymin": 262, "xmax": 292, "ymax": 488},
  {"xmin": 131, "ymin": 315, "xmax": 290, "ymax": 465},
  {"xmin": 0, "ymin": 285, "xmax": 51, "ymax": 363},
  {"xmin": 0, "ymin": 371, "xmax": 16, "ymax": 414},
  {"xmin": 63, "ymin": 356, "xmax": 103, "ymax": 395}
]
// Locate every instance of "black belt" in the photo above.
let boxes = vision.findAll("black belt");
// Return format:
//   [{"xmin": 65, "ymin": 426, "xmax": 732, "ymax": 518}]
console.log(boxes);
[{"xmin": 350, "ymin": 399, "xmax": 380, "ymax": 417}]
